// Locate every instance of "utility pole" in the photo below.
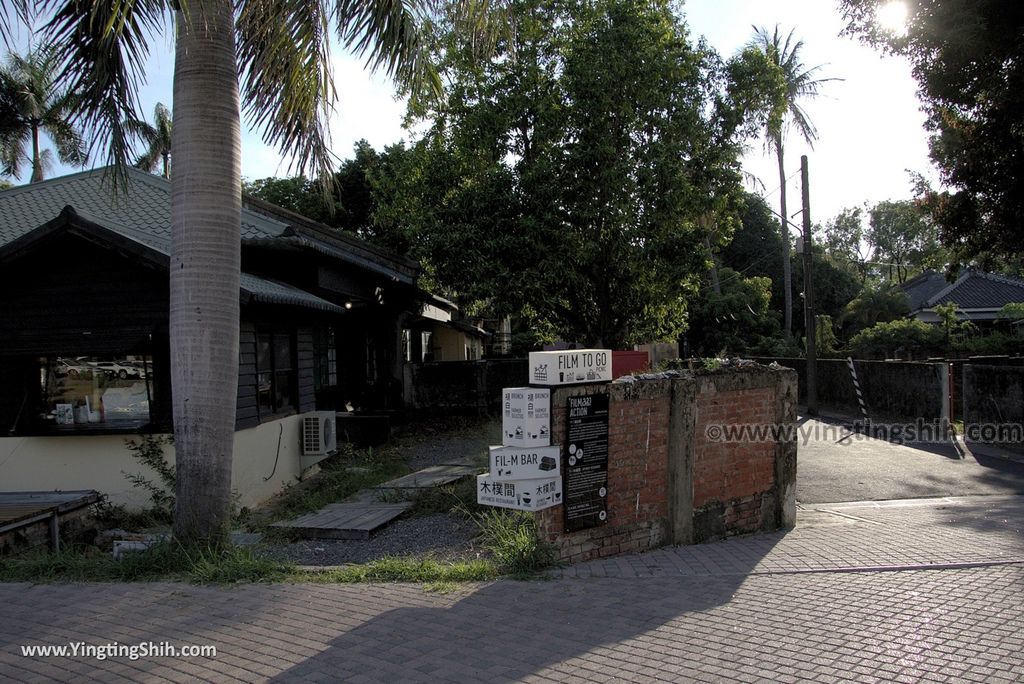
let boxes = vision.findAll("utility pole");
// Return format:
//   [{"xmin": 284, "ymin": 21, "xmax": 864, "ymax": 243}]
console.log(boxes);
[{"xmin": 802, "ymin": 155, "xmax": 817, "ymax": 415}]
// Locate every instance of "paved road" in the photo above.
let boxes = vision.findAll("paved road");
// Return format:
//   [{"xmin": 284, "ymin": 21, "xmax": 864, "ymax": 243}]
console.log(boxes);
[
  {"xmin": 3, "ymin": 495, "xmax": 1024, "ymax": 683},
  {"xmin": 796, "ymin": 416, "xmax": 1024, "ymax": 503}
]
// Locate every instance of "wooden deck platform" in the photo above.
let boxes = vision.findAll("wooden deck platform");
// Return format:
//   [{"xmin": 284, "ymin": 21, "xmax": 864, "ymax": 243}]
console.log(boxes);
[
  {"xmin": 269, "ymin": 502, "xmax": 414, "ymax": 540},
  {"xmin": 372, "ymin": 464, "xmax": 481, "ymax": 492},
  {"xmin": 271, "ymin": 464, "xmax": 483, "ymax": 540},
  {"xmin": 0, "ymin": 490, "xmax": 101, "ymax": 551}
]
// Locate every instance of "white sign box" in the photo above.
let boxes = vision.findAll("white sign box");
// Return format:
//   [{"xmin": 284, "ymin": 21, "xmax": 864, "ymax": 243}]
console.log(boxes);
[
  {"xmin": 489, "ymin": 445, "xmax": 561, "ymax": 481},
  {"xmin": 502, "ymin": 387, "xmax": 551, "ymax": 447},
  {"xmin": 477, "ymin": 473, "xmax": 562, "ymax": 512},
  {"xmin": 529, "ymin": 349, "xmax": 612, "ymax": 386}
]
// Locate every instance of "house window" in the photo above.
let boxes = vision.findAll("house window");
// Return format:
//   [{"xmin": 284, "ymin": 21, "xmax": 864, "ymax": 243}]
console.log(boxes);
[
  {"xmin": 420, "ymin": 331, "xmax": 433, "ymax": 362},
  {"xmin": 257, "ymin": 332, "xmax": 296, "ymax": 417},
  {"xmin": 313, "ymin": 327, "xmax": 337, "ymax": 391},
  {"xmin": 401, "ymin": 329, "xmax": 412, "ymax": 362},
  {"xmin": 38, "ymin": 355, "xmax": 153, "ymax": 430}
]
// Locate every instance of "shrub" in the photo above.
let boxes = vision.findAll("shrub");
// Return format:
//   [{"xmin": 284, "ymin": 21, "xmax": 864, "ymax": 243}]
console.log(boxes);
[{"xmin": 847, "ymin": 319, "xmax": 944, "ymax": 358}]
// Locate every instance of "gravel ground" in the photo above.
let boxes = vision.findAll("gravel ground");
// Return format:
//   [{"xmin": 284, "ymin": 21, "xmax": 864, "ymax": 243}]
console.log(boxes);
[
  {"xmin": 259, "ymin": 514, "xmax": 485, "ymax": 566},
  {"xmin": 257, "ymin": 417, "xmax": 500, "ymax": 566},
  {"xmin": 399, "ymin": 419, "xmax": 500, "ymax": 471}
]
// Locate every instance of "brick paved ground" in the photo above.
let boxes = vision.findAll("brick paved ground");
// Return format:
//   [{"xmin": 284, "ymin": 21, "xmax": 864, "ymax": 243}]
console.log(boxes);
[{"xmin": 3, "ymin": 495, "xmax": 1024, "ymax": 683}]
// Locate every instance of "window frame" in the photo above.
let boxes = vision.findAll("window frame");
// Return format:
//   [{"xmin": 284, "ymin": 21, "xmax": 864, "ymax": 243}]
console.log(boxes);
[{"xmin": 256, "ymin": 330, "xmax": 297, "ymax": 420}]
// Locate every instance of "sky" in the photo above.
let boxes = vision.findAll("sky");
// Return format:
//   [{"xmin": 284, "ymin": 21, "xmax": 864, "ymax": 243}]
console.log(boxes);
[{"xmin": 14, "ymin": 0, "xmax": 933, "ymax": 228}]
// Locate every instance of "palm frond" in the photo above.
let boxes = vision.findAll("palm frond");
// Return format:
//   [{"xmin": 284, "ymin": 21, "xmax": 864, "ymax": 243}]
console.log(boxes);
[
  {"xmin": 38, "ymin": 147, "xmax": 54, "ymax": 177},
  {"xmin": 237, "ymin": 0, "xmax": 337, "ymax": 180},
  {"xmin": 333, "ymin": 0, "xmax": 440, "ymax": 95},
  {"xmin": 39, "ymin": 0, "xmax": 172, "ymax": 190},
  {"xmin": 44, "ymin": 114, "xmax": 89, "ymax": 166},
  {"xmin": 123, "ymin": 116, "xmax": 158, "ymax": 142},
  {"xmin": 748, "ymin": 23, "xmax": 840, "ymax": 148},
  {"xmin": 0, "ymin": 134, "xmax": 26, "ymax": 178},
  {"xmin": 134, "ymin": 138, "xmax": 162, "ymax": 172},
  {"xmin": 1, "ymin": 2, "xmax": 29, "ymax": 49}
]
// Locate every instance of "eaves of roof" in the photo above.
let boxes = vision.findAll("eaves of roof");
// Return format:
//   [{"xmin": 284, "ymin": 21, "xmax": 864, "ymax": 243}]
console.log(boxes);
[{"xmin": 0, "ymin": 206, "xmax": 343, "ymax": 315}]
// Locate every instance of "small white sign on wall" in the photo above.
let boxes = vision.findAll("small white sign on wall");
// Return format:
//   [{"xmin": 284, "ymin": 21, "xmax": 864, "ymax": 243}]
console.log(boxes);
[
  {"xmin": 476, "ymin": 474, "xmax": 562, "ymax": 511},
  {"xmin": 528, "ymin": 349, "xmax": 612, "ymax": 386},
  {"xmin": 488, "ymin": 445, "xmax": 561, "ymax": 481},
  {"xmin": 501, "ymin": 387, "xmax": 551, "ymax": 447}
]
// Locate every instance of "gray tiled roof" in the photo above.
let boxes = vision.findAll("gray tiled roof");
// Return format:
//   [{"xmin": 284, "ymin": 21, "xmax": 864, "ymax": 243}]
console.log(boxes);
[
  {"xmin": 0, "ymin": 166, "xmax": 289, "ymax": 246},
  {"xmin": 900, "ymin": 270, "xmax": 949, "ymax": 311},
  {"xmin": 929, "ymin": 270, "xmax": 1024, "ymax": 309},
  {"xmin": 0, "ymin": 170, "xmax": 342, "ymax": 314}
]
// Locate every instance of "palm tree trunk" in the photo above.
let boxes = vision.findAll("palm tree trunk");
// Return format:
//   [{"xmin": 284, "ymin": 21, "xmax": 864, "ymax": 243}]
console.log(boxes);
[
  {"xmin": 30, "ymin": 122, "xmax": 42, "ymax": 183},
  {"xmin": 162, "ymin": 151, "xmax": 170, "ymax": 179},
  {"xmin": 170, "ymin": 0, "xmax": 241, "ymax": 547},
  {"xmin": 775, "ymin": 136, "xmax": 792, "ymax": 338}
]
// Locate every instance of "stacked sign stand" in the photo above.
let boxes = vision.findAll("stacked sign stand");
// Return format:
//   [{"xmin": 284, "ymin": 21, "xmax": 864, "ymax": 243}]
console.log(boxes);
[
  {"xmin": 477, "ymin": 387, "xmax": 561, "ymax": 511},
  {"xmin": 477, "ymin": 349, "xmax": 613, "ymax": 520}
]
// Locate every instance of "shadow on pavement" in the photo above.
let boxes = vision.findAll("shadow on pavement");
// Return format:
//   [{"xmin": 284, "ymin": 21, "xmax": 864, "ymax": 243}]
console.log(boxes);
[{"xmin": 268, "ymin": 562, "xmax": 773, "ymax": 682}]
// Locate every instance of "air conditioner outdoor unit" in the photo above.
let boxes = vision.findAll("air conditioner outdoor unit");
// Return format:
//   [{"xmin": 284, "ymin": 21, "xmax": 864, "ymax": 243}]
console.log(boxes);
[{"xmin": 301, "ymin": 411, "xmax": 337, "ymax": 459}]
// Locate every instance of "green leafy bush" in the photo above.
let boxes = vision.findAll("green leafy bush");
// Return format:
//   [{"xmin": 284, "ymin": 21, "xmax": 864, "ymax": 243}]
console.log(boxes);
[
  {"xmin": 847, "ymin": 319, "xmax": 944, "ymax": 358},
  {"xmin": 122, "ymin": 435, "xmax": 175, "ymax": 523}
]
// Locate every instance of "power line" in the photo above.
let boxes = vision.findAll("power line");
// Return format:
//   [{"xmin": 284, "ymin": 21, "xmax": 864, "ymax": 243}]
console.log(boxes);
[{"xmin": 759, "ymin": 166, "xmax": 802, "ymax": 201}]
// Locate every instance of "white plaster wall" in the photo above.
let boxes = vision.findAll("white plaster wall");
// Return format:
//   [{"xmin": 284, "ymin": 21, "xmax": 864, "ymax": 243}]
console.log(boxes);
[
  {"xmin": 229, "ymin": 415, "xmax": 306, "ymax": 510},
  {"xmin": 0, "ymin": 415, "xmax": 307, "ymax": 511}
]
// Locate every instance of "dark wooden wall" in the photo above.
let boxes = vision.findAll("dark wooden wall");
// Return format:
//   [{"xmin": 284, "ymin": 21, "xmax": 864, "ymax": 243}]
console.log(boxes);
[
  {"xmin": 0, "ymin": 235, "xmax": 168, "ymax": 356},
  {"xmin": 235, "ymin": 317, "xmax": 317, "ymax": 431}
]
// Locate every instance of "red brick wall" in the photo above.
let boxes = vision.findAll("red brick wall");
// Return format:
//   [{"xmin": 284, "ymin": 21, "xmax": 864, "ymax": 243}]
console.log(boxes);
[
  {"xmin": 534, "ymin": 371, "xmax": 791, "ymax": 563},
  {"xmin": 536, "ymin": 389, "xmax": 672, "ymax": 564},
  {"xmin": 693, "ymin": 387, "xmax": 776, "ymax": 508}
]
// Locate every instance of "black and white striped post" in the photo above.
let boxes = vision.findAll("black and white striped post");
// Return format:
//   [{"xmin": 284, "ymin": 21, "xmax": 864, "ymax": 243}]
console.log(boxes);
[{"xmin": 846, "ymin": 356, "xmax": 869, "ymax": 430}]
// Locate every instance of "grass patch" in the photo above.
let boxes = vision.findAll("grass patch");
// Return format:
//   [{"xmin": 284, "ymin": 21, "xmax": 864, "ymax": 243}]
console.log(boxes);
[
  {"xmin": 0, "ymin": 542, "xmax": 293, "ymax": 584},
  {"xmin": 294, "ymin": 557, "xmax": 499, "ymax": 583},
  {"xmin": 423, "ymin": 581, "xmax": 458, "ymax": 594},
  {"xmin": 1, "ymin": 545, "xmax": 515, "ymax": 585},
  {"xmin": 250, "ymin": 444, "xmax": 409, "ymax": 529},
  {"xmin": 407, "ymin": 476, "xmax": 483, "ymax": 517},
  {"xmin": 467, "ymin": 508, "xmax": 556, "ymax": 577}
]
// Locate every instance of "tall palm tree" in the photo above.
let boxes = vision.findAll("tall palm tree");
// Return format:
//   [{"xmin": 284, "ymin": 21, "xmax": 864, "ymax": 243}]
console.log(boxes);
[
  {"xmin": 29, "ymin": 0, "xmax": 440, "ymax": 545},
  {"xmin": 748, "ymin": 26, "xmax": 835, "ymax": 338},
  {"xmin": 0, "ymin": 46, "xmax": 87, "ymax": 182},
  {"xmin": 127, "ymin": 102, "xmax": 173, "ymax": 178}
]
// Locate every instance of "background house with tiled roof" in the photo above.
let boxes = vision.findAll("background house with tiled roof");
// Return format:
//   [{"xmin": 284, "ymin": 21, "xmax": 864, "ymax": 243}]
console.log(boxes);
[
  {"xmin": 902, "ymin": 268, "xmax": 1024, "ymax": 326},
  {"xmin": 0, "ymin": 167, "xmax": 425, "ymax": 508}
]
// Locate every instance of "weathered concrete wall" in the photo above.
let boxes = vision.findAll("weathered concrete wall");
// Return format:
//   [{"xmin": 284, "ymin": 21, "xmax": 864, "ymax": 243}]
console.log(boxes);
[
  {"xmin": 963, "ymin": 365, "xmax": 1024, "ymax": 445},
  {"xmin": 534, "ymin": 364, "xmax": 797, "ymax": 563},
  {"xmin": 750, "ymin": 357, "xmax": 944, "ymax": 421}
]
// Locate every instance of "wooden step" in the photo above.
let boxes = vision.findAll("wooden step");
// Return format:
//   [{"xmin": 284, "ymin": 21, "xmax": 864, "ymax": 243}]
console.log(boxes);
[{"xmin": 269, "ymin": 502, "xmax": 413, "ymax": 540}]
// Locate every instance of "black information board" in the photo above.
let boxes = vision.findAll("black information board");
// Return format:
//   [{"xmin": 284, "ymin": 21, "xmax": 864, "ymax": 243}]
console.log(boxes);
[{"xmin": 564, "ymin": 392, "xmax": 609, "ymax": 532}]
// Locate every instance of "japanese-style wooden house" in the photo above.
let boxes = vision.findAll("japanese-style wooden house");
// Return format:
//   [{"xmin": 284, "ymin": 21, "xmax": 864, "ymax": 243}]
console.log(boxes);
[{"xmin": 0, "ymin": 168, "xmax": 423, "ymax": 508}]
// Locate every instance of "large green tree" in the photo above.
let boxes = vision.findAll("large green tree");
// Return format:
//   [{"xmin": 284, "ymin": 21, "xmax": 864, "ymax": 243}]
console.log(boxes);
[
  {"xmin": 748, "ymin": 26, "xmax": 836, "ymax": 339},
  {"xmin": 22, "ymin": 0, "xmax": 436, "ymax": 545},
  {"xmin": 244, "ymin": 139, "xmax": 415, "ymax": 254},
  {"xmin": 407, "ymin": 0, "xmax": 763, "ymax": 348},
  {"xmin": 840, "ymin": 0, "xmax": 1024, "ymax": 268},
  {"xmin": 867, "ymin": 199, "xmax": 944, "ymax": 283},
  {"xmin": 0, "ymin": 46, "xmax": 87, "ymax": 182}
]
